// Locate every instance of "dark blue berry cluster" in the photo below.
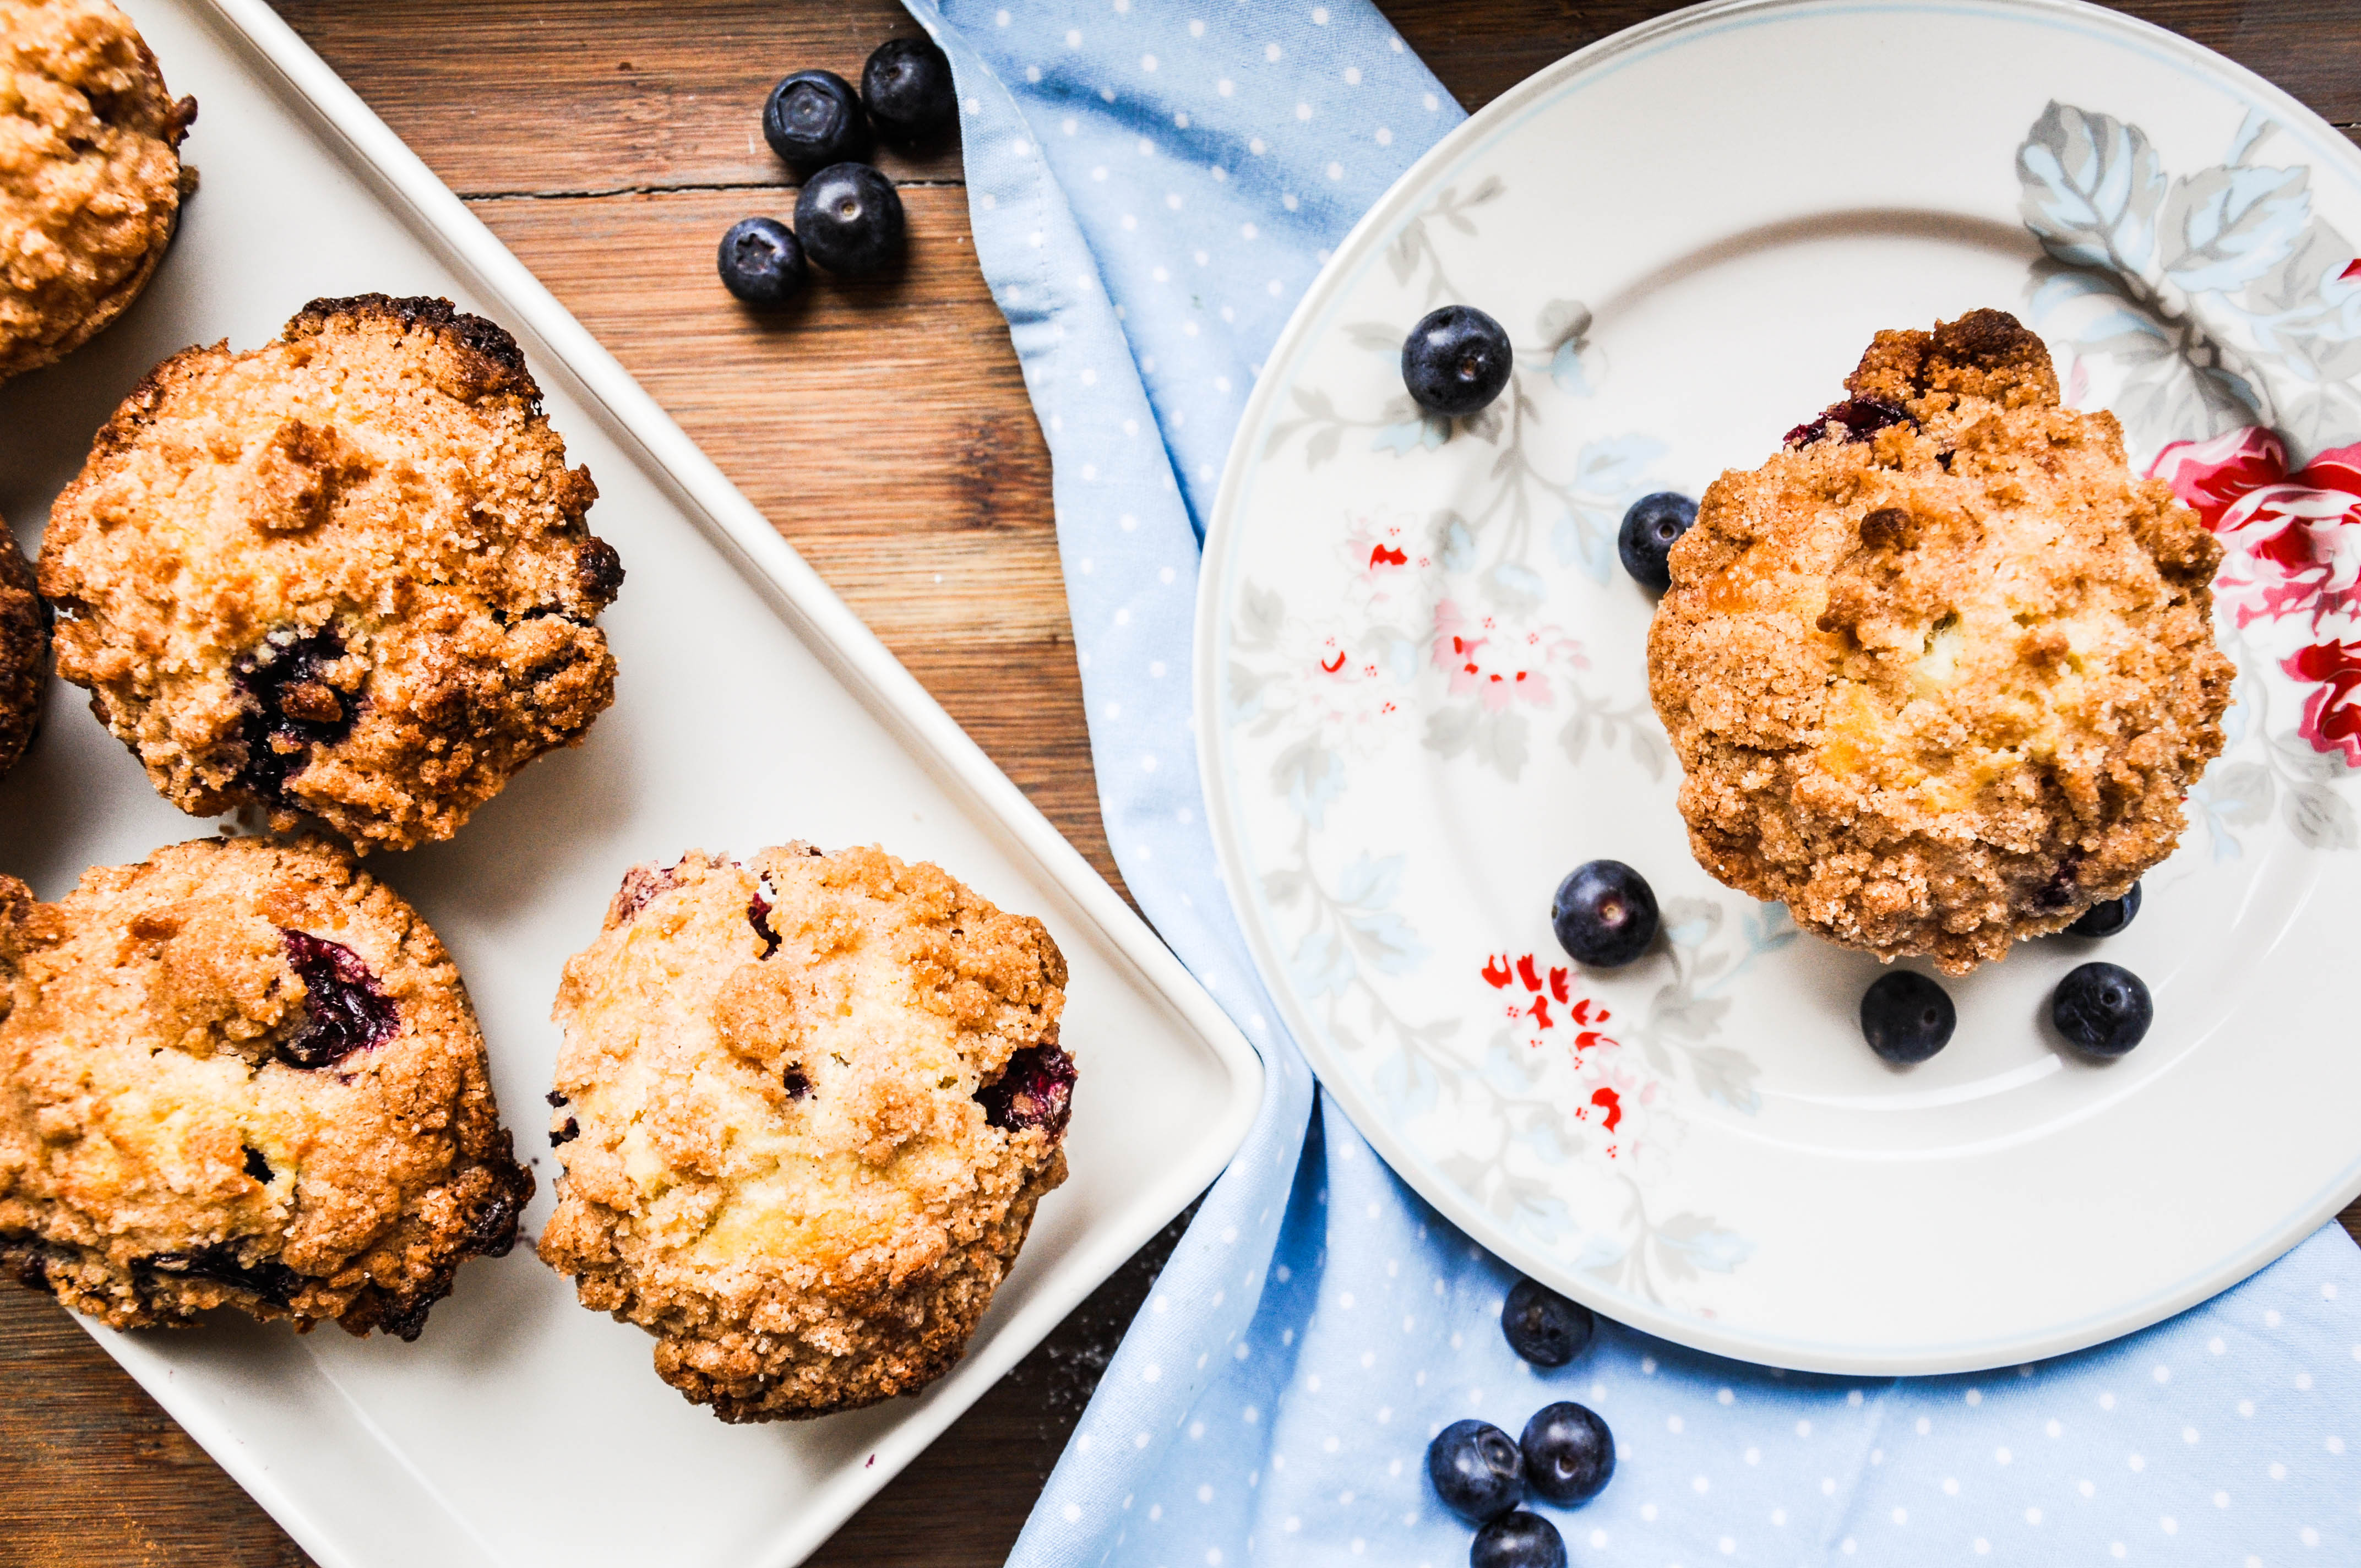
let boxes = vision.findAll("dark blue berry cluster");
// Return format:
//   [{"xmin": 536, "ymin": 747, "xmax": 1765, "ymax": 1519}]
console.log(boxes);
[
  {"xmin": 1424, "ymin": 1276, "xmax": 1616, "ymax": 1567},
  {"xmin": 720, "ymin": 36, "xmax": 953, "ymax": 305},
  {"xmin": 1856, "ymin": 883, "xmax": 2154, "ymax": 1067}
]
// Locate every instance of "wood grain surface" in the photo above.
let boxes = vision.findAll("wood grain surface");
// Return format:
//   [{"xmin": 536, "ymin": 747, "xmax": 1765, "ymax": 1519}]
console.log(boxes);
[{"xmin": 3, "ymin": 2, "xmax": 2358, "ymax": 1565}]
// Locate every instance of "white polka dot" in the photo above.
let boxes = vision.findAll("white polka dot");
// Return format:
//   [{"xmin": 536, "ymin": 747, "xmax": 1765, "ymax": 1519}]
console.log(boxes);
[
  {"xmin": 1944, "ymin": 1478, "xmax": 1960, "ymax": 1495},
  {"xmin": 1640, "ymin": 1504, "xmax": 1658, "ymax": 1522},
  {"xmin": 1134, "ymin": 1430, "xmax": 1151, "ymax": 1448},
  {"xmin": 2331, "ymin": 1436, "xmax": 2348, "ymax": 1455},
  {"xmin": 2210, "ymin": 1337, "xmax": 2228, "ymax": 1355},
  {"xmin": 1264, "ymin": 42, "xmax": 1282, "ymax": 61},
  {"xmin": 2026, "ymin": 1508, "xmax": 2043, "ymax": 1525},
  {"xmin": 1796, "ymin": 1420, "xmax": 1813, "ymax": 1437},
  {"xmin": 1965, "ymin": 1389, "xmax": 1983, "ymax": 1406},
  {"xmin": 1141, "ymin": 53, "xmax": 1158, "ymax": 71},
  {"xmin": 2185, "ymin": 1427, "xmax": 2201, "ymax": 1444},
  {"xmin": 2153, "ymin": 1364, "xmax": 2172, "ymax": 1384},
  {"xmin": 1217, "ymin": 78, "xmax": 1234, "ymax": 96},
  {"xmin": 1719, "ymin": 1537, "xmax": 1736, "ymax": 1555},
  {"xmin": 1063, "ymin": 1504, "xmax": 1081, "ymax": 1522},
  {"xmin": 1343, "ymin": 64, "xmax": 1361, "ymax": 84},
  {"xmin": 994, "ymin": 7, "xmax": 1009, "ymax": 23},
  {"xmin": 1080, "ymin": 368, "xmax": 1098, "ymax": 386},
  {"xmin": 1822, "ymin": 1478, "xmax": 1836, "ymax": 1495},
  {"xmin": 2302, "ymin": 1527, "xmax": 2320, "ymax": 1545},
  {"xmin": 1294, "ymin": 102, "xmax": 1312, "ymax": 121},
  {"xmin": 2080, "ymin": 1479, "xmax": 2096, "ymax": 1497},
  {"xmin": 1375, "ymin": 126, "xmax": 1393, "ymax": 145},
  {"xmin": 2100, "ymin": 1392, "xmax": 2117, "ymax": 1410},
  {"xmin": 2266, "ymin": 1309, "xmax": 2283, "ymax": 1327},
  {"xmin": 1248, "ymin": 138, "xmax": 1266, "ymax": 156},
  {"xmin": 1141, "ymin": 1363, "xmax": 1160, "ymax": 1382},
  {"xmin": 2239, "ymin": 1399, "xmax": 2256, "ymax": 1417},
  {"xmin": 1668, "ymin": 1415, "xmax": 1684, "ymax": 1434},
  {"xmin": 1848, "ymin": 1390, "xmax": 1865, "ymax": 1408},
  {"xmin": 2047, "ymin": 1419, "xmax": 2064, "ymax": 1438},
  {"xmin": 2215, "ymin": 1490, "xmax": 2232, "ymax": 1507},
  {"xmin": 1642, "ymin": 1357, "xmax": 1658, "ymax": 1375},
  {"xmin": 1974, "ymin": 1541, "xmax": 1990, "ymax": 1556},
  {"xmin": 1996, "ymin": 1447, "xmax": 2012, "ymax": 1465},
  {"xmin": 2161, "ymin": 1516, "xmax": 2178, "ymax": 1535},
  {"xmin": 1916, "ymin": 1418, "xmax": 1930, "ymax": 1435},
  {"xmin": 2297, "ymin": 1371, "xmax": 2315, "ymax": 1391},
  {"xmin": 1025, "ymin": 65, "xmax": 1041, "ymax": 82},
  {"xmin": 1065, "ymin": 29, "xmax": 1081, "ymax": 46},
  {"xmin": 2129, "ymin": 1453, "xmax": 2147, "ymax": 1472},
  {"xmin": 1313, "ymin": 5, "xmax": 1331, "ymax": 21},
  {"xmin": 1590, "ymin": 1531, "xmax": 1608, "ymax": 1549}
]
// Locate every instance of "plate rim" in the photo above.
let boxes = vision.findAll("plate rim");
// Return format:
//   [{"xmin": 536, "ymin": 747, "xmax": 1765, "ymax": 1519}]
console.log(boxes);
[
  {"xmin": 1195, "ymin": 0, "xmax": 2361, "ymax": 1375},
  {"xmin": 62, "ymin": 3, "xmax": 1269, "ymax": 1565}
]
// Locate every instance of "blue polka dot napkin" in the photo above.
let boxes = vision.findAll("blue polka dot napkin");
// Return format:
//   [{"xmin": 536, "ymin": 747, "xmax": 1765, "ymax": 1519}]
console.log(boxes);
[{"xmin": 896, "ymin": 3, "xmax": 2361, "ymax": 1562}]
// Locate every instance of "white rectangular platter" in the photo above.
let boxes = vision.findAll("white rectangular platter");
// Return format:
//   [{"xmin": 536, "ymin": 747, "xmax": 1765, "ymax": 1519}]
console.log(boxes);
[{"xmin": 0, "ymin": 3, "xmax": 1261, "ymax": 1565}]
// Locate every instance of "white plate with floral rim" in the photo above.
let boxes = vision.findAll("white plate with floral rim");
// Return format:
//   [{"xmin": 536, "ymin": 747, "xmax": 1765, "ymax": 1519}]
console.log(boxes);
[{"xmin": 1196, "ymin": 0, "xmax": 2361, "ymax": 1375}]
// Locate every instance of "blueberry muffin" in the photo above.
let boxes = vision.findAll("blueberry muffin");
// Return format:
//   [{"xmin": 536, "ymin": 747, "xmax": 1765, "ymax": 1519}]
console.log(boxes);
[
  {"xmin": 39, "ymin": 295, "xmax": 621, "ymax": 851},
  {"xmin": 0, "ymin": 513, "xmax": 47, "ymax": 778},
  {"xmin": 1, "ymin": 0, "xmax": 195, "ymax": 380},
  {"xmin": 0, "ymin": 835, "xmax": 531, "ymax": 1336},
  {"xmin": 1647, "ymin": 310, "xmax": 2232, "ymax": 973},
  {"xmin": 538, "ymin": 844, "xmax": 1072, "ymax": 1422}
]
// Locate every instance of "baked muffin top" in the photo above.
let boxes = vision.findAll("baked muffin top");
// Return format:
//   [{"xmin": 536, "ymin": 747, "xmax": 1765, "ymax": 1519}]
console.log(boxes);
[
  {"xmin": 0, "ymin": 834, "xmax": 530, "ymax": 1337},
  {"xmin": 538, "ymin": 843, "xmax": 1073, "ymax": 1421},
  {"xmin": 1647, "ymin": 310, "xmax": 2233, "ymax": 973},
  {"xmin": 40, "ymin": 294, "xmax": 623, "ymax": 851},
  {"xmin": 1, "ymin": 0, "xmax": 194, "ymax": 379}
]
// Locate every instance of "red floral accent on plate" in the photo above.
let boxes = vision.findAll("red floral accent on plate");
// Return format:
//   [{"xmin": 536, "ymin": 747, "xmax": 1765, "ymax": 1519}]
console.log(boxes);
[
  {"xmin": 2285, "ymin": 638, "xmax": 2361, "ymax": 766},
  {"xmin": 1484, "ymin": 950, "xmax": 1620, "ymax": 1060},
  {"xmin": 2150, "ymin": 426, "xmax": 2361, "ymax": 763}
]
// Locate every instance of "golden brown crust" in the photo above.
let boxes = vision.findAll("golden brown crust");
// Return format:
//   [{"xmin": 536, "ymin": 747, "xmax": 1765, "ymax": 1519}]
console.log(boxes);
[
  {"xmin": 538, "ymin": 845, "xmax": 1071, "ymax": 1422},
  {"xmin": 1647, "ymin": 311, "xmax": 2233, "ymax": 973},
  {"xmin": 0, "ymin": 836, "xmax": 531, "ymax": 1337},
  {"xmin": 0, "ymin": 514, "xmax": 48, "ymax": 778},
  {"xmin": 39, "ymin": 295, "xmax": 621, "ymax": 852},
  {"xmin": 1, "ymin": 0, "xmax": 195, "ymax": 380}
]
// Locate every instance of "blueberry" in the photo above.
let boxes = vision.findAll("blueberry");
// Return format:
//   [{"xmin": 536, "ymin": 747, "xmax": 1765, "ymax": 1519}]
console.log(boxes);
[
  {"xmin": 2052, "ymin": 961, "xmax": 2152, "ymax": 1057},
  {"xmin": 1401, "ymin": 304, "xmax": 1513, "ymax": 417},
  {"xmin": 763, "ymin": 69, "xmax": 867, "ymax": 171},
  {"xmin": 1551, "ymin": 860, "xmax": 1658, "ymax": 968},
  {"xmin": 1859, "ymin": 970, "xmax": 1955, "ymax": 1065},
  {"xmin": 1471, "ymin": 1511, "xmax": 1567, "ymax": 1568},
  {"xmin": 716, "ymin": 217, "xmax": 809, "ymax": 307},
  {"xmin": 1520, "ymin": 1401, "xmax": 1615, "ymax": 1506},
  {"xmin": 795, "ymin": 162, "xmax": 906, "ymax": 276},
  {"xmin": 863, "ymin": 36, "xmax": 956, "ymax": 143},
  {"xmin": 1617, "ymin": 491, "xmax": 1698, "ymax": 593},
  {"xmin": 231, "ymin": 627, "xmax": 358, "ymax": 803},
  {"xmin": 1426, "ymin": 1418, "xmax": 1525, "ymax": 1523},
  {"xmin": 2065, "ymin": 882, "xmax": 2141, "ymax": 938},
  {"xmin": 1500, "ymin": 1276, "xmax": 1595, "ymax": 1367},
  {"xmin": 978, "ymin": 1043, "xmax": 1076, "ymax": 1136},
  {"xmin": 1783, "ymin": 396, "xmax": 1912, "ymax": 449},
  {"xmin": 278, "ymin": 929, "xmax": 398, "ymax": 1070}
]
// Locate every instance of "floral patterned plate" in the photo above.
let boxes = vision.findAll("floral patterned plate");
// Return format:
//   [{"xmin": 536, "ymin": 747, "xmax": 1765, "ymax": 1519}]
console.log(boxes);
[{"xmin": 1197, "ymin": 0, "xmax": 2361, "ymax": 1374}]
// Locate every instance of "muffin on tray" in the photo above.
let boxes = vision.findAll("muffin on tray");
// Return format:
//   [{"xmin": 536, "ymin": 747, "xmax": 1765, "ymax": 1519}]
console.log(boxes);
[
  {"xmin": 40, "ymin": 294, "xmax": 623, "ymax": 852},
  {"xmin": 1647, "ymin": 309, "xmax": 2233, "ymax": 974},
  {"xmin": 1, "ymin": 0, "xmax": 196, "ymax": 380},
  {"xmin": 538, "ymin": 844, "xmax": 1074, "ymax": 1422},
  {"xmin": 0, "ymin": 835, "xmax": 532, "ymax": 1337},
  {"xmin": 0, "ymin": 513, "xmax": 47, "ymax": 780}
]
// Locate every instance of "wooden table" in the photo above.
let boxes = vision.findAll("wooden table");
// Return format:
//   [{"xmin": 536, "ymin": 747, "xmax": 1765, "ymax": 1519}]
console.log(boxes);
[{"xmin": 2, "ymin": 2, "xmax": 2356, "ymax": 1562}]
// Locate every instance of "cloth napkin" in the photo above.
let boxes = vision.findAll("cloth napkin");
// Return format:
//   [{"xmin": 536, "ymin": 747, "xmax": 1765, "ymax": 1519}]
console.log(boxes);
[{"xmin": 897, "ymin": 2, "xmax": 2361, "ymax": 1562}]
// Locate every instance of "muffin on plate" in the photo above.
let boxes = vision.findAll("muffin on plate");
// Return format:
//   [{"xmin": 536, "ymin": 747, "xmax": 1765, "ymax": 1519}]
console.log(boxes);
[
  {"xmin": 0, "ymin": 834, "xmax": 532, "ymax": 1337},
  {"xmin": 538, "ymin": 843, "xmax": 1073, "ymax": 1422},
  {"xmin": 1647, "ymin": 309, "xmax": 2232, "ymax": 973},
  {"xmin": 1, "ymin": 0, "xmax": 196, "ymax": 380},
  {"xmin": 40, "ymin": 293, "xmax": 623, "ymax": 852},
  {"xmin": 0, "ymin": 513, "xmax": 47, "ymax": 779}
]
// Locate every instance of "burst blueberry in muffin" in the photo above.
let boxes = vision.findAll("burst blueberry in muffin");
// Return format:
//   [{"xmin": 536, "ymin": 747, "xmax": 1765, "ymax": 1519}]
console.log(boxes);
[
  {"xmin": 538, "ymin": 843, "xmax": 1072, "ymax": 1421},
  {"xmin": 40, "ymin": 295, "xmax": 622, "ymax": 851},
  {"xmin": 0, "ymin": 835, "xmax": 531, "ymax": 1337},
  {"xmin": 1647, "ymin": 310, "xmax": 2232, "ymax": 973}
]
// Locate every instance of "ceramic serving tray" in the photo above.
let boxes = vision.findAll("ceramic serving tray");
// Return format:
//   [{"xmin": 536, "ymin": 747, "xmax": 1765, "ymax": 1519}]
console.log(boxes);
[
  {"xmin": 0, "ymin": 3, "xmax": 1261, "ymax": 1564},
  {"xmin": 1199, "ymin": 0, "xmax": 2361, "ymax": 1375}
]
